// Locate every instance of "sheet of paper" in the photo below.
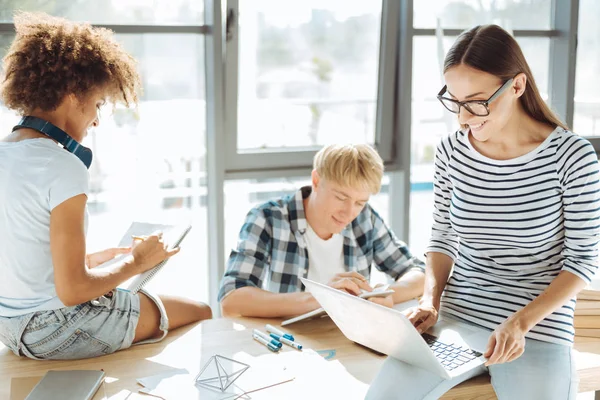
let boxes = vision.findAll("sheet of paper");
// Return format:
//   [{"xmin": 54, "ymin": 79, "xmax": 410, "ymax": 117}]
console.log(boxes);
[
  {"xmin": 136, "ymin": 368, "xmax": 188, "ymax": 390},
  {"xmin": 242, "ymin": 350, "xmax": 368, "ymax": 399},
  {"xmin": 137, "ymin": 358, "xmax": 293, "ymax": 400},
  {"xmin": 139, "ymin": 374, "xmax": 242, "ymax": 400}
]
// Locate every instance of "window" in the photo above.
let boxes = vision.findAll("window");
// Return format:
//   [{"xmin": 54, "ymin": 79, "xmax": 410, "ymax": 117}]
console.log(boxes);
[
  {"xmin": 234, "ymin": 1, "xmax": 383, "ymax": 150},
  {"xmin": 0, "ymin": 1, "xmax": 204, "ymax": 24},
  {"xmin": 87, "ymin": 33, "xmax": 208, "ymax": 302},
  {"xmin": 0, "ymin": 34, "xmax": 17, "ymax": 140},
  {"xmin": 413, "ymin": 0, "xmax": 552, "ymax": 30},
  {"xmin": 574, "ymin": 0, "xmax": 600, "ymax": 137}
]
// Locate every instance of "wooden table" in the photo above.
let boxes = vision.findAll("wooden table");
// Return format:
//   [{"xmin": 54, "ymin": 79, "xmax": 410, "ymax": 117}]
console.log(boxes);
[{"xmin": 2, "ymin": 316, "xmax": 600, "ymax": 399}]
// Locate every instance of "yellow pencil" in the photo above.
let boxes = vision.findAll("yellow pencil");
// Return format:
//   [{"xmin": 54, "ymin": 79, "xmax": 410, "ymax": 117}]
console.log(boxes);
[{"xmin": 131, "ymin": 235, "xmax": 148, "ymax": 241}]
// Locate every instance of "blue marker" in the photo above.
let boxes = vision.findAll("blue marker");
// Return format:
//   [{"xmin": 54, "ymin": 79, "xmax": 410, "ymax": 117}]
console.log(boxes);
[
  {"xmin": 253, "ymin": 334, "xmax": 280, "ymax": 352},
  {"xmin": 269, "ymin": 333, "xmax": 303, "ymax": 350},
  {"xmin": 265, "ymin": 324, "xmax": 294, "ymax": 341},
  {"xmin": 253, "ymin": 329, "xmax": 282, "ymax": 349}
]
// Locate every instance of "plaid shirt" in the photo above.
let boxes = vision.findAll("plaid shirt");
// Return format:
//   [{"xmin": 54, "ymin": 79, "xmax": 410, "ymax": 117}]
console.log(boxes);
[{"xmin": 218, "ymin": 186, "xmax": 425, "ymax": 301}]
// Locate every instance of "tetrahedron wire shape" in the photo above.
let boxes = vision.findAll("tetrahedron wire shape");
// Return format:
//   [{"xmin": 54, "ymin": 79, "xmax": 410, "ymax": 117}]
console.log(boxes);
[{"xmin": 193, "ymin": 355, "xmax": 250, "ymax": 392}]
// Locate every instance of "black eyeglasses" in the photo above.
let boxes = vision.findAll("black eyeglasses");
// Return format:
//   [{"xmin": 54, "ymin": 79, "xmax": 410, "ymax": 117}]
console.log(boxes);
[{"xmin": 437, "ymin": 78, "xmax": 514, "ymax": 117}]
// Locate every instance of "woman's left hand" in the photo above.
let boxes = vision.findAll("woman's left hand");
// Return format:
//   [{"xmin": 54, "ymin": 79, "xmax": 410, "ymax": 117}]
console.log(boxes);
[
  {"xmin": 86, "ymin": 247, "xmax": 131, "ymax": 268},
  {"xmin": 484, "ymin": 317, "xmax": 527, "ymax": 366}
]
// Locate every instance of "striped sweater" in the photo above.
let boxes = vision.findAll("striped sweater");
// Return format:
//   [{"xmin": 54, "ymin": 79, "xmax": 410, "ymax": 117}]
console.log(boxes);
[{"xmin": 427, "ymin": 127, "xmax": 600, "ymax": 345}]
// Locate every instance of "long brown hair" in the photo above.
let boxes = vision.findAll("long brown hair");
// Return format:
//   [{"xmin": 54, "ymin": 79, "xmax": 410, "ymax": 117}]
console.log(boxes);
[{"xmin": 444, "ymin": 24, "xmax": 567, "ymax": 130}]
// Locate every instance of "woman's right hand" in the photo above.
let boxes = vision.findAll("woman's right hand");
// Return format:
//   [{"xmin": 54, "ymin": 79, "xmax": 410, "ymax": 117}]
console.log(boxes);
[
  {"xmin": 131, "ymin": 231, "xmax": 180, "ymax": 273},
  {"xmin": 403, "ymin": 301, "xmax": 439, "ymax": 334}
]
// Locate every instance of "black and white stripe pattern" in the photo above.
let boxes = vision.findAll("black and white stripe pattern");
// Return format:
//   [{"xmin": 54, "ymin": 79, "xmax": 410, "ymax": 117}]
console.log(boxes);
[{"xmin": 427, "ymin": 127, "xmax": 600, "ymax": 345}]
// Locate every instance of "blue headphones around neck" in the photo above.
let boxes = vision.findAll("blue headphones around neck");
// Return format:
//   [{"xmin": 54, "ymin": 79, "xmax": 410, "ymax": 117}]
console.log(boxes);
[{"xmin": 13, "ymin": 116, "xmax": 93, "ymax": 169}]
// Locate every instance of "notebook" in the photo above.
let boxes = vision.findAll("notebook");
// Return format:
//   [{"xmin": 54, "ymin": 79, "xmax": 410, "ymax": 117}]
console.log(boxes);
[
  {"xmin": 281, "ymin": 284, "xmax": 394, "ymax": 326},
  {"xmin": 96, "ymin": 222, "xmax": 192, "ymax": 294},
  {"xmin": 24, "ymin": 370, "xmax": 105, "ymax": 400}
]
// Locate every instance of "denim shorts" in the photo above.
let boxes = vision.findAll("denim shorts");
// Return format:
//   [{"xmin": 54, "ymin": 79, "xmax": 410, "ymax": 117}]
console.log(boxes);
[{"xmin": 0, "ymin": 289, "xmax": 140, "ymax": 360}]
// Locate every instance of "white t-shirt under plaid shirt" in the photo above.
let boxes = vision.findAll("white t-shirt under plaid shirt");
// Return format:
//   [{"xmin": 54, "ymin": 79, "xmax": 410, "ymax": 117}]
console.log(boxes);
[
  {"xmin": 428, "ymin": 127, "xmax": 600, "ymax": 346},
  {"xmin": 305, "ymin": 223, "xmax": 345, "ymax": 284}
]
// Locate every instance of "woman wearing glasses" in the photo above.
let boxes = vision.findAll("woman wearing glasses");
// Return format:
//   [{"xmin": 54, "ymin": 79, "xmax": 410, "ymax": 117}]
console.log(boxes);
[{"xmin": 367, "ymin": 25, "xmax": 599, "ymax": 399}]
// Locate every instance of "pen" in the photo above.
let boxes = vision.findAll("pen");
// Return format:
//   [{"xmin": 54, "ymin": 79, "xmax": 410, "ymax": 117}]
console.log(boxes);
[
  {"xmin": 253, "ymin": 334, "xmax": 280, "ymax": 352},
  {"xmin": 265, "ymin": 324, "xmax": 294, "ymax": 341},
  {"xmin": 269, "ymin": 333, "xmax": 303, "ymax": 350},
  {"xmin": 253, "ymin": 329, "xmax": 282, "ymax": 349}
]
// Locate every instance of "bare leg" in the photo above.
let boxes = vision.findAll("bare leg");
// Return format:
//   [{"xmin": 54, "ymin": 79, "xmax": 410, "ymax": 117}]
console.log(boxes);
[{"xmin": 133, "ymin": 293, "xmax": 212, "ymax": 343}]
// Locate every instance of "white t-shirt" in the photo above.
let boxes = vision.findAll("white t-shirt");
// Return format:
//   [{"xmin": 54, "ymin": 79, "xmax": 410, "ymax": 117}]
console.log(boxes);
[
  {"xmin": 0, "ymin": 138, "xmax": 89, "ymax": 317},
  {"xmin": 305, "ymin": 223, "xmax": 345, "ymax": 284}
]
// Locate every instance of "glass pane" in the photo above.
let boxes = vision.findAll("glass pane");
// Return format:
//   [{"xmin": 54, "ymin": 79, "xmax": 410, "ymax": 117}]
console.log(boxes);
[
  {"xmin": 237, "ymin": 1, "xmax": 382, "ymax": 150},
  {"xmin": 0, "ymin": 33, "xmax": 208, "ymax": 303},
  {"xmin": 414, "ymin": 0, "xmax": 551, "ymax": 30},
  {"xmin": 89, "ymin": 34, "xmax": 208, "ymax": 303},
  {"xmin": 574, "ymin": 0, "xmax": 600, "ymax": 137},
  {"xmin": 409, "ymin": 35, "xmax": 549, "ymax": 256},
  {"xmin": 0, "ymin": 0, "xmax": 204, "ymax": 25},
  {"xmin": 224, "ymin": 175, "xmax": 391, "ymax": 285},
  {"xmin": 0, "ymin": 34, "xmax": 18, "ymax": 140}
]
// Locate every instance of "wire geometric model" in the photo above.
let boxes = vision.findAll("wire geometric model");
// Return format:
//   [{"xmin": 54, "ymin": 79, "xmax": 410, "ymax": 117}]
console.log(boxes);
[{"xmin": 193, "ymin": 355, "xmax": 250, "ymax": 392}]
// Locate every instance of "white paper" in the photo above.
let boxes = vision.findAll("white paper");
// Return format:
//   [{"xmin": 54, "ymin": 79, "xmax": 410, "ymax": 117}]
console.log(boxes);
[
  {"xmin": 136, "ymin": 368, "xmax": 188, "ymax": 390},
  {"xmin": 136, "ymin": 355, "xmax": 294, "ymax": 400}
]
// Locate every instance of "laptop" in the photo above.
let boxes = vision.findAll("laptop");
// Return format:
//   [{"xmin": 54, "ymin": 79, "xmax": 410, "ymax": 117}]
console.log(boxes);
[{"xmin": 301, "ymin": 278, "xmax": 489, "ymax": 379}]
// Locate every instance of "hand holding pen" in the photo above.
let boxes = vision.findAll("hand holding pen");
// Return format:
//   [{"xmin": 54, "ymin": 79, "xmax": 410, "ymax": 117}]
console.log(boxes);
[{"xmin": 129, "ymin": 231, "xmax": 179, "ymax": 273}]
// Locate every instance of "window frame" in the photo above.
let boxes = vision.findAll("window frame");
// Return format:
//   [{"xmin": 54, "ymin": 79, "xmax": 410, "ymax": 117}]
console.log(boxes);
[
  {"xmin": 222, "ymin": 0, "xmax": 400, "ymax": 175},
  {"xmin": 0, "ymin": 0, "xmax": 592, "ymax": 316}
]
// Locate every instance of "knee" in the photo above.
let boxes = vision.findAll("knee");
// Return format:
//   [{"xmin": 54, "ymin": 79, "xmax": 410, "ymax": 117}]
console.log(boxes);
[{"xmin": 193, "ymin": 302, "xmax": 212, "ymax": 322}]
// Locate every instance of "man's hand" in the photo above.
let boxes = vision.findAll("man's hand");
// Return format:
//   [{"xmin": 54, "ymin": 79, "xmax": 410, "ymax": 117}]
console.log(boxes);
[
  {"xmin": 402, "ymin": 302, "xmax": 439, "ymax": 333},
  {"xmin": 484, "ymin": 317, "xmax": 526, "ymax": 366},
  {"xmin": 86, "ymin": 247, "xmax": 131, "ymax": 268},
  {"xmin": 327, "ymin": 271, "xmax": 373, "ymax": 296}
]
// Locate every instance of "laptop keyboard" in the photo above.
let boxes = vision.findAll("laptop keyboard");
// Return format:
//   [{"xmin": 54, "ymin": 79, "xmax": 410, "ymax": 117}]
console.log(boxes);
[{"xmin": 422, "ymin": 333, "xmax": 483, "ymax": 371}]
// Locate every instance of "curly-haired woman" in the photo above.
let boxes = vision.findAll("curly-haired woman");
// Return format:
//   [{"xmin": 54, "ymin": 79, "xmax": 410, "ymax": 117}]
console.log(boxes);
[{"xmin": 0, "ymin": 12, "xmax": 211, "ymax": 360}]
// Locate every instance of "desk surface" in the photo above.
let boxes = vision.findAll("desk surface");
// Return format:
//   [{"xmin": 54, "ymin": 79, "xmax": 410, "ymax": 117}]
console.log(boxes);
[{"xmin": 2, "ymin": 316, "xmax": 600, "ymax": 399}]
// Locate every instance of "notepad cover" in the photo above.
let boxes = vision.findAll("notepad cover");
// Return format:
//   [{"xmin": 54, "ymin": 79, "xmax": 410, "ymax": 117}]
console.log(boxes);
[{"xmin": 24, "ymin": 370, "xmax": 105, "ymax": 400}]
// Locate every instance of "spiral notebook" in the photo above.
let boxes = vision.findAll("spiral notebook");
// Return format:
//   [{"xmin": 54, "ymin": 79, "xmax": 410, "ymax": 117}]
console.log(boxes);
[{"xmin": 97, "ymin": 222, "xmax": 192, "ymax": 294}]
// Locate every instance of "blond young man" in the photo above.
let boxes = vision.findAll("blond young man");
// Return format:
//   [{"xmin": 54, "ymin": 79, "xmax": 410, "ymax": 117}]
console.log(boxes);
[{"xmin": 219, "ymin": 144, "xmax": 425, "ymax": 318}]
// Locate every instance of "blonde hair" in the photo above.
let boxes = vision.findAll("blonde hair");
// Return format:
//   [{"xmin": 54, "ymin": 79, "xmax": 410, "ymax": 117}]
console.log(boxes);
[{"xmin": 313, "ymin": 144, "xmax": 384, "ymax": 194}]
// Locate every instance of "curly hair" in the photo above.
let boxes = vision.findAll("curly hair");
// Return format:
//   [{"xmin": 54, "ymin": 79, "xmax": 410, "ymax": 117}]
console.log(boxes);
[{"xmin": 1, "ymin": 12, "xmax": 141, "ymax": 114}]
